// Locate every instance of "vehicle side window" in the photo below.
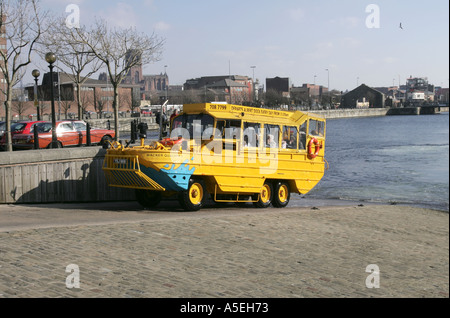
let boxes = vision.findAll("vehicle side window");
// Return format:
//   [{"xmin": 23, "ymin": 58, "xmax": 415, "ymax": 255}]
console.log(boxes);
[
  {"xmin": 243, "ymin": 122, "xmax": 261, "ymax": 148},
  {"xmin": 215, "ymin": 120, "xmax": 225, "ymax": 138},
  {"xmin": 224, "ymin": 120, "xmax": 241, "ymax": 140},
  {"xmin": 282, "ymin": 126, "xmax": 298, "ymax": 150},
  {"xmin": 299, "ymin": 122, "xmax": 307, "ymax": 150},
  {"xmin": 58, "ymin": 123, "xmax": 74, "ymax": 132},
  {"xmin": 264, "ymin": 124, "xmax": 279, "ymax": 149},
  {"xmin": 74, "ymin": 122, "xmax": 86, "ymax": 131},
  {"xmin": 37, "ymin": 123, "xmax": 52, "ymax": 133},
  {"xmin": 309, "ymin": 119, "xmax": 325, "ymax": 137}
]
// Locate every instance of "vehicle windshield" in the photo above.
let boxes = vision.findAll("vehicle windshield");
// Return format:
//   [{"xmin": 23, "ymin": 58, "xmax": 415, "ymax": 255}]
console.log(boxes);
[
  {"xmin": 171, "ymin": 114, "xmax": 214, "ymax": 140},
  {"xmin": 11, "ymin": 123, "xmax": 27, "ymax": 132}
]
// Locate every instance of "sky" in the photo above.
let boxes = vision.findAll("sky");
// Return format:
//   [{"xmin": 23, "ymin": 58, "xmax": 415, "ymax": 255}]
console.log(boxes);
[{"xmin": 28, "ymin": 0, "xmax": 450, "ymax": 92}]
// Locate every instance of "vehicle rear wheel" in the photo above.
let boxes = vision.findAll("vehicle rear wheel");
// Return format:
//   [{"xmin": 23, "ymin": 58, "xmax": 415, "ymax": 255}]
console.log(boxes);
[
  {"xmin": 253, "ymin": 182, "xmax": 273, "ymax": 208},
  {"xmin": 136, "ymin": 189, "xmax": 162, "ymax": 209},
  {"xmin": 272, "ymin": 182, "xmax": 290, "ymax": 208},
  {"xmin": 179, "ymin": 179, "xmax": 206, "ymax": 211},
  {"xmin": 47, "ymin": 141, "xmax": 63, "ymax": 149}
]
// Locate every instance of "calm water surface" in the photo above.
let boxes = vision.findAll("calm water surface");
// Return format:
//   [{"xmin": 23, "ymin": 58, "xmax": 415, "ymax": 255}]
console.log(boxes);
[{"xmin": 294, "ymin": 112, "xmax": 449, "ymax": 212}]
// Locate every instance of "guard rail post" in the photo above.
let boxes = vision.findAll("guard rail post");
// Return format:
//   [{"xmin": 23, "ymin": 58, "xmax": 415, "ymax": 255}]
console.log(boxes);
[
  {"xmin": 86, "ymin": 122, "xmax": 92, "ymax": 146},
  {"xmin": 33, "ymin": 124, "xmax": 39, "ymax": 150}
]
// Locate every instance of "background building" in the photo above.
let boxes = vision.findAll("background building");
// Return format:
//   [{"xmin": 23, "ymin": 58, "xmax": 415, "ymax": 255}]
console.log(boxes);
[
  {"xmin": 266, "ymin": 77, "xmax": 291, "ymax": 98},
  {"xmin": 405, "ymin": 76, "xmax": 435, "ymax": 105},
  {"xmin": 340, "ymin": 84, "xmax": 385, "ymax": 108},
  {"xmin": 183, "ymin": 75, "xmax": 253, "ymax": 104},
  {"xmin": 22, "ymin": 72, "xmax": 140, "ymax": 119},
  {"xmin": 290, "ymin": 84, "xmax": 328, "ymax": 107}
]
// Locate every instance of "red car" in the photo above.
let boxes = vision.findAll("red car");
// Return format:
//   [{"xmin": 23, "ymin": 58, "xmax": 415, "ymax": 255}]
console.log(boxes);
[
  {"xmin": 0, "ymin": 121, "xmax": 46, "ymax": 150},
  {"xmin": 11, "ymin": 120, "xmax": 115, "ymax": 150}
]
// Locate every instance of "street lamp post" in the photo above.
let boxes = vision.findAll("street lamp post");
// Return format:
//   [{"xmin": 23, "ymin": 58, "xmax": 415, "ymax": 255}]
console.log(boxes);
[
  {"xmin": 45, "ymin": 52, "xmax": 58, "ymax": 148},
  {"xmin": 251, "ymin": 66, "xmax": 256, "ymax": 102},
  {"xmin": 325, "ymin": 69, "xmax": 330, "ymax": 106},
  {"xmin": 164, "ymin": 65, "xmax": 168, "ymax": 101},
  {"xmin": 32, "ymin": 69, "xmax": 40, "ymax": 121}
]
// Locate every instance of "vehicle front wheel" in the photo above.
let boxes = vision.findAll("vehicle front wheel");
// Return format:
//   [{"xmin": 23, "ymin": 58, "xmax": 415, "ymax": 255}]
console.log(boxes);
[
  {"xmin": 136, "ymin": 189, "xmax": 162, "ymax": 209},
  {"xmin": 179, "ymin": 179, "xmax": 206, "ymax": 211},
  {"xmin": 101, "ymin": 136, "xmax": 113, "ymax": 149},
  {"xmin": 272, "ymin": 182, "xmax": 290, "ymax": 208}
]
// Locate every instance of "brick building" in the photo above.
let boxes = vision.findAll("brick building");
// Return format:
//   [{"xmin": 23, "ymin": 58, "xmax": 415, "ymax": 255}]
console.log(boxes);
[
  {"xmin": 18, "ymin": 72, "xmax": 140, "ymax": 119},
  {"xmin": 290, "ymin": 84, "xmax": 328, "ymax": 104},
  {"xmin": 121, "ymin": 50, "xmax": 169, "ymax": 101},
  {"xmin": 183, "ymin": 75, "xmax": 253, "ymax": 104}
]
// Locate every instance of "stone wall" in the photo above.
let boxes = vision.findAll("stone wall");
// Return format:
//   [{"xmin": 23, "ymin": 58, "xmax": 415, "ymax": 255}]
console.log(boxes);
[
  {"xmin": 311, "ymin": 108, "xmax": 389, "ymax": 119},
  {"xmin": 0, "ymin": 147, "xmax": 134, "ymax": 204}
]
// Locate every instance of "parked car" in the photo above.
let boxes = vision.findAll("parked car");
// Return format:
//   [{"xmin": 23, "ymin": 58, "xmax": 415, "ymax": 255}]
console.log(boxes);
[
  {"xmin": 0, "ymin": 121, "xmax": 47, "ymax": 150},
  {"xmin": 11, "ymin": 120, "xmax": 115, "ymax": 150}
]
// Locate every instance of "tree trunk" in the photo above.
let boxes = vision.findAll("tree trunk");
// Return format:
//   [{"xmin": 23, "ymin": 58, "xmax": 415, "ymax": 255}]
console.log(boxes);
[
  {"xmin": 76, "ymin": 83, "xmax": 83, "ymax": 120},
  {"xmin": 5, "ymin": 86, "xmax": 13, "ymax": 152},
  {"xmin": 113, "ymin": 84, "xmax": 119, "ymax": 140},
  {"xmin": 5, "ymin": 100, "xmax": 13, "ymax": 151}
]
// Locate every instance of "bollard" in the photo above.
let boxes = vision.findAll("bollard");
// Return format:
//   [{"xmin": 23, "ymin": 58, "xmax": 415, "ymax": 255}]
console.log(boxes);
[
  {"xmin": 33, "ymin": 124, "xmax": 39, "ymax": 150},
  {"xmin": 130, "ymin": 120, "xmax": 137, "ymax": 144},
  {"xmin": 86, "ymin": 122, "xmax": 92, "ymax": 146},
  {"xmin": 138, "ymin": 122, "xmax": 148, "ymax": 139}
]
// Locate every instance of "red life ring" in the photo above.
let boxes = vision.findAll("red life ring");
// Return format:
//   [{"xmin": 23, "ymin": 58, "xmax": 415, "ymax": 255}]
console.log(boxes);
[{"xmin": 308, "ymin": 138, "xmax": 322, "ymax": 159}]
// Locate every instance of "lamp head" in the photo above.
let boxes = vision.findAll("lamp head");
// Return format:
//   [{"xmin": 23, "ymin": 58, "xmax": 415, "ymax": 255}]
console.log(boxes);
[
  {"xmin": 45, "ymin": 52, "xmax": 56, "ymax": 64},
  {"xmin": 32, "ymin": 69, "xmax": 40, "ymax": 78}
]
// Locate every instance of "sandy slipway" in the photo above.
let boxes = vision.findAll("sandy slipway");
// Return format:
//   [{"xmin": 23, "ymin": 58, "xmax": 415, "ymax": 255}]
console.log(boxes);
[{"xmin": 0, "ymin": 202, "xmax": 448, "ymax": 298}]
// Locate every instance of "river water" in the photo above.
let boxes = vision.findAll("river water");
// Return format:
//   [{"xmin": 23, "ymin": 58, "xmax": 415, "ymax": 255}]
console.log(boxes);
[
  {"xmin": 294, "ymin": 112, "xmax": 449, "ymax": 212},
  {"xmin": 135, "ymin": 112, "xmax": 449, "ymax": 212}
]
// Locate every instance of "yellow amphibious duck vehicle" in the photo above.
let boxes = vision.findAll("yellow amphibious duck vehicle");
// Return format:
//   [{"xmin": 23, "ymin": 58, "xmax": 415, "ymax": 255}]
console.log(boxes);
[{"xmin": 102, "ymin": 103, "xmax": 327, "ymax": 211}]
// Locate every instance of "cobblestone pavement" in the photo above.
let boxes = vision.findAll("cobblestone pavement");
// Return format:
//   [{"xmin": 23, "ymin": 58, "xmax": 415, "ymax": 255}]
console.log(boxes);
[{"xmin": 0, "ymin": 203, "xmax": 448, "ymax": 298}]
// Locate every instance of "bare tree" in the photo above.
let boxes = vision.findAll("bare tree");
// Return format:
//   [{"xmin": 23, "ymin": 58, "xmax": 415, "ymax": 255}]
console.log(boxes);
[
  {"xmin": 59, "ymin": 87, "xmax": 73, "ymax": 119},
  {"xmin": 76, "ymin": 18, "xmax": 164, "ymax": 138},
  {"xmin": 94, "ymin": 88, "xmax": 108, "ymax": 118},
  {"xmin": 0, "ymin": 0, "xmax": 48, "ymax": 151},
  {"xmin": 119, "ymin": 90, "xmax": 133, "ymax": 112},
  {"xmin": 39, "ymin": 17, "xmax": 102, "ymax": 120},
  {"xmin": 11, "ymin": 88, "xmax": 29, "ymax": 118}
]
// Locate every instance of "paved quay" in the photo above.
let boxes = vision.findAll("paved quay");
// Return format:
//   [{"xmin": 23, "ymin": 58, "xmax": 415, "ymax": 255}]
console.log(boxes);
[{"xmin": 0, "ymin": 202, "xmax": 448, "ymax": 298}]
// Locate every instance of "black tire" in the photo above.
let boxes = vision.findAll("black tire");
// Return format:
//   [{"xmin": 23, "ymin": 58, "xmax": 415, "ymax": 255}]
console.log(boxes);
[
  {"xmin": 272, "ymin": 181, "xmax": 291, "ymax": 208},
  {"xmin": 47, "ymin": 141, "xmax": 63, "ymax": 149},
  {"xmin": 136, "ymin": 189, "xmax": 162, "ymax": 209},
  {"xmin": 178, "ymin": 179, "xmax": 206, "ymax": 211},
  {"xmin": 253, "ymin": 182, "xmax": 273, "ymax": 209},
  {"xmin": 101, "ymin": 136, "xmax": 113, "ymax": 149}
]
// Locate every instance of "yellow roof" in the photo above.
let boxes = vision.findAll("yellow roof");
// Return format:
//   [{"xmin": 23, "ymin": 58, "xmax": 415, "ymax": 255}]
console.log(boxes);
[{"xmin": 182, "ymin": 103, "xmax": 324, "ymax": 125}]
